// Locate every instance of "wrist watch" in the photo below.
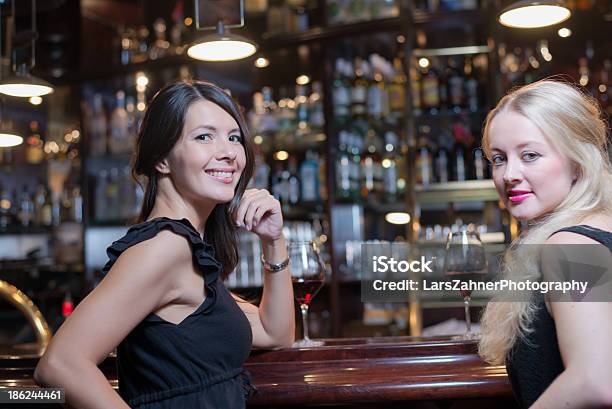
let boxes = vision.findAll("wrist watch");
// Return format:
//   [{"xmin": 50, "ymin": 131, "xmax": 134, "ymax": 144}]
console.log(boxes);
[{"xmin": 261, "ymin": 255, "xmax": 290, "ymax": 273}]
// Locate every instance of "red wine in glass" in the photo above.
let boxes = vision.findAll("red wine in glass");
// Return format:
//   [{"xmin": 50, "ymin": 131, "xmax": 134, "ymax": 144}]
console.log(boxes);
[
  {"xmin": 292, "ymin": 278, "xmax": 325, "ymax": 305},
  {"xmin": 289, "ymin": 241, "xmax": 327, "ymax": 347},
  {"xmin": 443, "ymin": 230, "xmax": 488, "ymax": 340}
]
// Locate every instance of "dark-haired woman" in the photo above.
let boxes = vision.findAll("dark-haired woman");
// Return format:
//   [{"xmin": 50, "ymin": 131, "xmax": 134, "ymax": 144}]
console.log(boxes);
[{"xmin": 34, "ymin": 80, "xmax": 295, "ymax": 408}]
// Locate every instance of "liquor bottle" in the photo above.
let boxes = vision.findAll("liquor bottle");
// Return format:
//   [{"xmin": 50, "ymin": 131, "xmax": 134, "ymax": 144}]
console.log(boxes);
[
  {"xmin": 421, "ymin": 59, "xmax": 440, "ymax": 113},
  {"xmin": 451, "ymin": 137, "xmax": 467, "ymax": 182},
  {"xmin": 409, "ymin": 61, "xmax": 422, "ymax": 115},
  {"xmin": 447, "ymin": 56, "xmax": 465, "ymax": 111},
  {"xmin": 25, "ymin": 121, "xmax": 44, "ymax": 164},
  {"xmin": 464, "ymin": 56, "xmax": 479, "ymax": 112},
  {"xmin": 473, "ymin": 148, "xmax": 487, "ymax": 180},
  {"xmin": 271, "ymin": 162, "xmax": 283, "ymax": 201},
  {"xmin": 295, "ymin": 84, "xmax": 310, "ymax": 135},
  {"xmin": 95, "ymin": 169, "xmax": 108, "ymax": 221},
  {"xmin": 438, "ymin": 59, "xmax": 449, "ymax": 111},
  {"xmin": 308, "ymin": 81, "xmax": 325, "ymax": 132},
  {"xmin": 71, "ymin": 187, "xmax": 83, "ymax": 223},
  {"xmin": 50, "ymin": 188, "xmax": 62, "ymax": 226},
  {"xmin": 351, "ymin": 58, "xmax": 368, "ymax": 117},
  {"xmin": 260, "ymin": 87, "xmax": 279, "ymax": 135},
  {"xmin": 300, "ymin": 150, "xmax": 320, "ymax": 202},
  {"xmin": 170, "ymin": 0, "xmax": 186, "ymax": 54},
  {"xmin": 251, "ymin": 150, "xmax": 270, "ymax": 190},
  {"xmin": 388, "ymin": 57, "xmax": 406, "ymax": 117},
  {"xmin": 110, "ymin": 90, "xmax": 130, "ymax": 155},
  {"xmin": 0, "ymin": 185, "xmax": 12, "ymax": 230},
  {"xmin": 149, "ymin": 18, "xmax": 170, "ymax": 60},
  {"xmin": 382, "ymin": 130, "xmax": 399, "ymax": 201},
  {"xmin": 41, "ymin": 186, "xmax": 53, "ymax": 227},
  {"xmin": 119, "ymin": 166, "xmax": 135, "ymax": 219},
  {"xmin": 249, "ymin": 91, "xmax": 265, "ymax": 135},
  {"xmin": 126, "ymin": 95, "xmax": 137, "ymax": 140},
  {"xmin": 336, "ymin": 130, "xmax": 352, "ymax": 199},
  {"xmin": 90, "ymin": 94, "xmax": 108, "ymax": 156},
  {"xmin": 349, "ymin": 121, "xmax": 366, "ymax": 199},
  {"xmin": 60, "ymin": 187, "xmax": 72, "ymax": 223},
  {"xmin": 280, "ymin": 163, "xmax": 291, "ymax": 209},
  {"xmin": 318, "ymin": 150, "xmax": 327, "ymax": 200},
  {"xmin": 434, "ymin": 145, "xmax": 450, "ymax": 184},
  {"xmin": 361, "ymin": 128, "xmax": 382, "ymax": 198},
  {"xmin": 17, "ymin": 186, "xmax": 34, "ymax": 227},
  {"xmin": 287, "ymin": 155, "xmax": 300, "ymax": 205},
  {"xmin": 367, "ymin": 56, "xmax": 386, "ymax": 121},
  {"xmin": 332, "ymin": 59, "xmax": 351, "ymax": 121},
  {"xmin": 33, "ymin": 183, "xmax": 46, "ymax": 226},
  {"xmin": 106, "ymin": 167, "xmax": 120, "ymax": 220},
  {"xmin": 119, "ymin": 28, "xmax": 134, "ymax": 65},
  {"xmin": 277, "ymin": 86, "xmax": 295, "ymax": 137},
  {"xmin": 415, "ymin": 129, "xmax": 433, "ymax": 186}
]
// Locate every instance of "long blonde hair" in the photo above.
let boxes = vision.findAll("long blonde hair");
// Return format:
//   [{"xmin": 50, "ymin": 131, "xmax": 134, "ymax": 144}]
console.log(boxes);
[{"xmin": 478, "ymin": 79, "xmax": 612, "ymax": 365}]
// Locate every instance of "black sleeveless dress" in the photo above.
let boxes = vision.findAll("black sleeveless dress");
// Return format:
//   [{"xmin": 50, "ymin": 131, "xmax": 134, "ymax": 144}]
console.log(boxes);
[
  {"xmin": 506, "ymin": 225, "xmax": 612, "ymax": 408},
  {"xmin": 101, "ymin": 217, "xmax": 256, "ymax": 409}
]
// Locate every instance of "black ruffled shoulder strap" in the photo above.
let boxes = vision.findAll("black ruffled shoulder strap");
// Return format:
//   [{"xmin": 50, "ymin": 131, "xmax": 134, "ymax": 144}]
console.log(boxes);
[{"xmin": 101, "ymin": 217, "xmax": 222, "ymax": 285}]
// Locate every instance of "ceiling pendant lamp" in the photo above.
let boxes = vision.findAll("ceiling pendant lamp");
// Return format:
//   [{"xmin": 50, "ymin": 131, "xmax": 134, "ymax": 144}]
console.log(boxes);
[
  {"xmin": 0, "ymin": 0, "xmax": 54, "ymax": 98},
  {"xmin": 187, "ymin": 0, "xmax": 257, "ymax": 62},
  {"xmin": 498, "ymin": 0, "xmax": 571, "ymax": 28},
  {"xmin": 0, "ymin": 101, "xmax": 22, "ymax": 147}
]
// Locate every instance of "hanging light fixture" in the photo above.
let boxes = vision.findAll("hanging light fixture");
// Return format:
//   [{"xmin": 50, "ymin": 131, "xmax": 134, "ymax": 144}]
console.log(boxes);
[
  {"xmin": 0, "ymin": 3, "xmax": 22, "ymax": 147},
  {"xmin": 0, "ymin": 0, "xmax": 54, "ymax": 98},
  {"xmin": 187, "ymin": 0, "xmax": 257, "ymax": 62},
  {"xmin": 0, "ymin": 99, "xmax": 23, "ymax": 147},
  {"xmin": 498, "ymin": 0, "xmax": 571, "ymax": 28}
]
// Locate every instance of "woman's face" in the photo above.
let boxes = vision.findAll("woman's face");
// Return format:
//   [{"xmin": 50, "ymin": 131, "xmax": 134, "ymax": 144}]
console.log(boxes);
[
  {"xmin": 164, "ymin": 99, "xmax": 246, "ymax": 205},
  {"xmin": 488, "ymin": 111, "xmax": 575, "ymax": 221}
]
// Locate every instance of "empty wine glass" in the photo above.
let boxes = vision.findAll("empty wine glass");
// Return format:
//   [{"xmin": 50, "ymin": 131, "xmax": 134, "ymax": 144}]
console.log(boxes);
[
  {"xmin": 443, "ymin": 230, "xmax": 488, "ymax": 340},
  {"xmin": 290, "ymin": 241, "xmax": 326, "ymax": 348}
]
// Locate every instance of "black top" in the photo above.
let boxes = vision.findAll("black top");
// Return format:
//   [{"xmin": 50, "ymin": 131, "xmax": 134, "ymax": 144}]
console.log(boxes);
[
  {"xmin": 506, "ymin": 225, "xmax": 612, "ymax": 408},
  {"xmin": 101, "ymin": 217, "xmax": 256, "ymax": 409}
]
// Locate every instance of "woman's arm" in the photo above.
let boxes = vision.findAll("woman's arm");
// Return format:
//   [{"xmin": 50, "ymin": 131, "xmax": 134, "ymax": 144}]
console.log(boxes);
[
  {"xmin": 233, "ymin": 189, "xmax": 295, "ymax": 349},
  {"xmin": 531, "ymin": 232, "xmax": 612, "ymax": 408},
  {"xmin": 34, "ymin": 230, "xmax": 191, "ymax": 408}
]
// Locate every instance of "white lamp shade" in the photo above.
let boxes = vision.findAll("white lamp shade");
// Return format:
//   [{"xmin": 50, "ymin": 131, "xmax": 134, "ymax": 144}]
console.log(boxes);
[
  {"xmin": 0, "ymin": 133, "xmax": 23, "ymax": 147},
  {"xmin": 499, "ymin": 3, "xmax": 571, "ymax": 28},
  {"xmin": 188, "ymin": 38, "xmax": 257, "ymax": 61}
]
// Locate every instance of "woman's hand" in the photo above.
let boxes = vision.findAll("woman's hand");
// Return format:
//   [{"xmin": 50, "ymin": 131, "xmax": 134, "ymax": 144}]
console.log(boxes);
[{"xmin": 234, "ymin": 189, "xmax": 284, "ymax": 242}]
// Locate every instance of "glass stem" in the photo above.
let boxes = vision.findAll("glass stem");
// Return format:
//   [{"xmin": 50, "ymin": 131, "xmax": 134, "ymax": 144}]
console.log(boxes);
[
  {"xmin": 300, "ymin": 303, "xmax": 310, "ymax": 341},
  {"xmin": 464, "ymin": 296, "xmax": 471, "ymax": 335}
]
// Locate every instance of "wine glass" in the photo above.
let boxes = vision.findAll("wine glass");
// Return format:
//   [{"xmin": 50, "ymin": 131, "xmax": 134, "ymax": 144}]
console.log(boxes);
[
  {"xmin": 290, "ymin": 241, "xmax": 326, "ymax": 348},
  {"xmin": 443, "ymin": 230, "xmax": 488, "ymax": 340}
]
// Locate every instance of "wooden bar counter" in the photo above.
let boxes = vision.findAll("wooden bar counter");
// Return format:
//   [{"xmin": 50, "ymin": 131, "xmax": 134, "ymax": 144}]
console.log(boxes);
[{"xmin": 0, "ymin": 336, "xmax": 517, "ymax": 408}]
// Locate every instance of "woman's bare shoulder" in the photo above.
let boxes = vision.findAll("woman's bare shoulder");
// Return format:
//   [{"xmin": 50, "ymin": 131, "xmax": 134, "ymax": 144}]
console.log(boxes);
[
  {"xmin": 581, "ymin": 214, "xmax": 612, "ymax": 232},
  {"xmin": 109, "ymin": 228, "xmax": 194, "ymax": 285}
]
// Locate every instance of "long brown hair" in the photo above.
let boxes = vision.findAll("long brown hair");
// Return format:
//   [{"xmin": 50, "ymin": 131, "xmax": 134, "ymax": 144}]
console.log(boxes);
[{"xmin": 132, "ymin": 79, "xmax": 255, "ymax": 279}]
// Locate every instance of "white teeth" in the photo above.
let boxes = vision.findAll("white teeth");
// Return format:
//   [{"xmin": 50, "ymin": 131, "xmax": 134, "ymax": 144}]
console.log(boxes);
[{"xmin": 208, "ymin": 171, "xmax": 232, "ymax": 178}]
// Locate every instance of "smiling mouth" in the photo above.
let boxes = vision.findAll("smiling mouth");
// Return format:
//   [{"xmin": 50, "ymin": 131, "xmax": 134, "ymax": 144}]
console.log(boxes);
[{"xmin": 205, "ymin": 170, "xmax": 235, "ymax": 184}]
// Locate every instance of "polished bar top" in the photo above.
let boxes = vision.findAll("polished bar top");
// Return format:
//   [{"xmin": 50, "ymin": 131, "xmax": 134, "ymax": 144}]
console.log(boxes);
[{"xmin": 0, "ymin": 336, "xmax": 512, "ymax": 407}]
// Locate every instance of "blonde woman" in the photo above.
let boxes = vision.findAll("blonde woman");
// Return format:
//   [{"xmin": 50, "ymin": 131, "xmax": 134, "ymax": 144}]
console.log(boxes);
[{"xmin": 478, "ymin": 80, "xmax": 612, "ymax": 408}]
